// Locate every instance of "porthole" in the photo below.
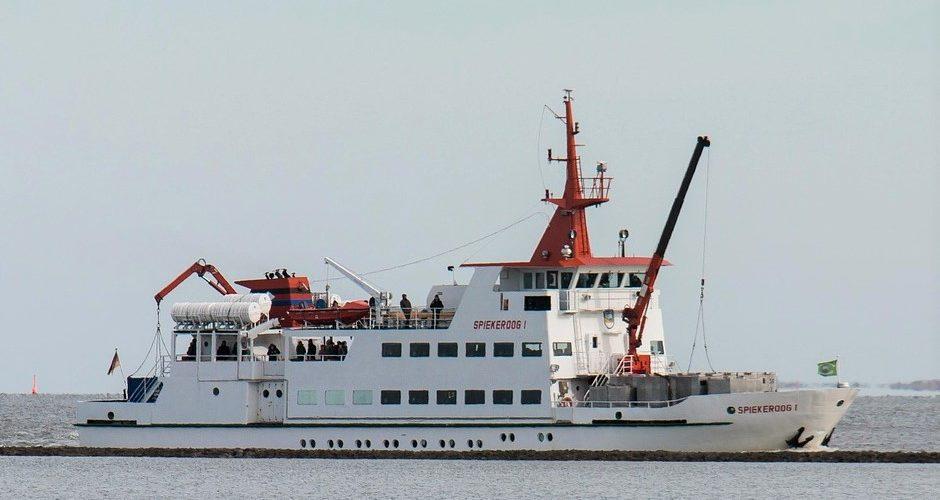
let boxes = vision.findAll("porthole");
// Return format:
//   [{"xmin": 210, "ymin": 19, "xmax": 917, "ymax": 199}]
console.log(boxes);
[
  {"xmin": 393, "ymin": 439, "xmax": 399, "ymax": 448},
  {"xmin": 107, "ymin": 411, "xmax": 114, "ymax": 420},
  {"xmin": 547, "ymin": 433, "xmax": 553, "ymax": 442},
  {"xmin": 421, "ymin": 439, "xmax": 427, "ymax": 448},
  {"xmin": 615, "ymin": 411, "xmax": 622, "ymax": 420},
  {"xmin": 276, "ymin": 389, "xmax": 283, "ymax": 398},
  {"xmin": 439, "ymin": 439, "xmax": 446, "ymax": 448},
  {"xmin": 365, "ymin": 440, "xmax": 371, "ymax": 448},
  {"xmin": 310, "ymin": 439, "xmax": 316, "ymax": 448},
  {"xmin": 476, "ymin": 439, "xmax": 482, "ymax": 448},
  {"xmin": 467, "ymin": 439, "xmax": 474, "ymax": 448},
  {"xmin": 383, "ymin": 439, "xmax": 390, "ymax": 448},
  {"xmin": 356, "ymin": 439, "xmax": 362, "ymax": 449},
  {"xmin": 448, "ymin": 439, "xmax": 455, "ymax": 448},
  {"xmin": 538, "ymin": 433, "xmax": 545, "ymax": 442},
  {"xmin": 337, "ymin": 439, "xmax": 344, "ymax": 449},
  {"xmin": 328, "ymin": 439, "xmax": 334, "ymax": 448},
  {"xmin": 212, "ymin": 387, "xmax": 220, "ymax": 396},
  {"xmin": 411, "ymin": 439, "xmax": 418, "ymax": 448},
  {"xmin": 500, "ymin": 433, "xmax": 507, "ymax": 442},
  {"xmin": 263, "ymin": 389, "xmax": 270, "ymax": 398},
  {"xmin": 509, "ymin": 433, "xmax": 515, "ymax": 442},
  {"xmin": 300, "ymin": 439, "xmax": 307, "ymax": 448},
  {"xmin": 837, "ymin": 400, "xmax": 845, "ymax": 407}
]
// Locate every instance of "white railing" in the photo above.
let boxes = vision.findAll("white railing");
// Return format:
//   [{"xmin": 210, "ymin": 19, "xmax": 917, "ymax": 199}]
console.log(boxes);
[{"xmin": 554, "ymin": 398, "xmax": 688, "ymax": 409}]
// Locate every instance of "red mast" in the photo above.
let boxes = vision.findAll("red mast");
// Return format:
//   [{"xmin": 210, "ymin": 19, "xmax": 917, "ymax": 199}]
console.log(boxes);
[{"xmin": 532, "ymin": 90, "xmax": 611, "ymax": 266}]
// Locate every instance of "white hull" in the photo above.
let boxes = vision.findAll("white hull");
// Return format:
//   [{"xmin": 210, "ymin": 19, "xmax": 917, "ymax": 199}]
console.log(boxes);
[{"xmin": 78, "ymin": 388, "xmax": 856, "ymax": 452}]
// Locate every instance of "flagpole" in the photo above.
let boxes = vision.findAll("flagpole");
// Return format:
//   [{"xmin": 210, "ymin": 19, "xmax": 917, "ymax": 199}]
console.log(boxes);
[
  {"xmin": 836, "ymin": 354, "xmax": 840, "ymax": 387},
  {"xmin": 116, "ymin": 348, "xmax": 127, "ymax": 397}
]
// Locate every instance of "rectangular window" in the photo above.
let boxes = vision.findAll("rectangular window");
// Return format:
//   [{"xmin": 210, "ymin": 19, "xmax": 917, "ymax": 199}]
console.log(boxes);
[
  {"xmin": 464, "ymin": 389, "xmax": 485, "ymax": 404},
  {"xmin": 615, "ymin": 272, "xmax": 625, "ymax": 287},
  {"xmin": 466, "ymin": 342, "xmax": 486, "ymax": 357},
  {"xmin": 493, "ymin": 342, "xmax": 514, "ymax": 357},
  {"xmin": 576, "ymin": 273, "xmax": 598, "ymax": 288},
  {"xmin": 597, "ymin": 272, "xmax": 611, "ymax": 288},
  {"xmin": 380, "ymin": 390, "xmax": 401, "ymax": 405},
  {"xmin": 523, "ymin": 272, "xmax": 533, "ymax": 289},
  {"xmin": 546, "ymin": 271, "xmax": 558, "ymax": 289},
  {"xmin": 297, "ymin": 390, "xmax": 318, "ymax": 405},
  {"xmin": 437, "ymin": 342, "xmax": 458, "ymax": 357},
  {"xmin": 560, "ymin": 272, "xmax": 574, "ymax": 289},
  {"xmin": 521, "ymin": 342, "xmax": 543, "ymax": 357},
  {"xmin": 535, "ymin": 272, "xmax": 545, "ymax": 289},
  {"xmin": 521, "ymin": 390, "xmax": 542, "ymax": 405},
  {"xmin": 493, "ymin": 390, "xmax": 513, "ymax": 405},
  {"xmin": 325, "ymin": 390, "xmax": 345, "ymax": 405},
  {"xmin": 408, "ymin": 390, "xmax": 429, "ymax": 405},
  {"xmin": 650, "ymin": 340, "xmax": 665, "ymax": 355},
  {"xmin": 410, "ymin": 342, "xmax": 430, "ymax": 357},
  {"xmin": 524, "ymin": 295, "xmax": 552, "ymax": 311},
  {"xmin": 352, "ymin": 390, "xmax": 373, "ymax": 405},
  {"xmin": 553, "ymin": 342, "xmax": 573, "ymax": 356},
  {"xmin": 381, "ymin": 343, "xmax": 402, "ymax": 357},
  {"xmin": 628, "ymin": 273, "xmax": 644, "ymax": 287},
  {"xmin": 436, "ymin": 390, "xmax": 457, "ymax": 405}
]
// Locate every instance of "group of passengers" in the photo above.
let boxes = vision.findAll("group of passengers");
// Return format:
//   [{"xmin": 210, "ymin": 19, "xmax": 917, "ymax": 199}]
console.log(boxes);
[
  {"xmin": 391, "ymin": 293, "xmax": 446, "ymax": 328},
  {"xmin": 294, "ymin": 337, "xmax": 347, "ymax": 361},
  {"xmin": 181, "ymin": 338, "xmax": 245, "ymax": 361}
]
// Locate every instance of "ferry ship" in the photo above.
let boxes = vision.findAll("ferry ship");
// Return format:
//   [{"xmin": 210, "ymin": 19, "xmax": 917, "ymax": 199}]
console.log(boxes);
[{"xmin": 77, "ymin": 92, "xmax": 856, "ymax": 451}]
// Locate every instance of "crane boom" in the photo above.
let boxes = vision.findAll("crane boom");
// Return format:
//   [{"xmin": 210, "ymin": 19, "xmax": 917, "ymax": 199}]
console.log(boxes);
[
  {"xmin": 154, "ymin": 258, "xmax": 237, "ymax": 304},
  {"xmin": 323, "ymin": 257, "xmax": 387, "ymax": 300},
  {"xmin": 623, "ymin": 136, "xmax": 710, "ymax": 355}
]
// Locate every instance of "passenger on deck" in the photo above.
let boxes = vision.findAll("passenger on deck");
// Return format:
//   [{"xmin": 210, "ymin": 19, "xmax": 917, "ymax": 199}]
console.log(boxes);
[
  {"xmin": 294, "ymin": 340, "xmax": 306, "ymax": 361},
  {"xmin": 325, "ymin": 337, "xmax": 335, "ymax": 360},
  {"xmin": 306, "ymin": 339, "xmax": 316, "ymax": 361},
  {"xmin": 267, "ymin": 343, "xmax": 280, "ymax": 361},
  {"xmin": 217, "ymin": 340, "xmax": 231, "ymax": 360},
  {"xmin": 400, "ymin": 294, "xmax": 412, "ymax": 327},
  {"xmin": 338, "ymin": 341, "xmax": 348, "ymax": 360},
  {"xmin": 184, "ymin": 337, "xmax": 197, "ymax": 361},
  {"xmin": 430, "ymin": 294, "xmax": 444, "ymax": 327}
]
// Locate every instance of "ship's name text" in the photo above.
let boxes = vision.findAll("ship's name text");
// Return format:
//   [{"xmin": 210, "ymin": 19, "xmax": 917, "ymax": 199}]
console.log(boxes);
[{"xmin": 473, "ymin": 320, "xmax": 527, "ymax": 330}]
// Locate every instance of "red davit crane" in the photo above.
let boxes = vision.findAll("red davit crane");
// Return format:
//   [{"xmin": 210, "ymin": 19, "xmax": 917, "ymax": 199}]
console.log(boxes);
[
  {"xmin": 154, "ymin": 258, "xmax": 237, "ymax": 304},
  {"xmin": 623, "ymin": 136, "xmax": 710, "ymax": 357}
]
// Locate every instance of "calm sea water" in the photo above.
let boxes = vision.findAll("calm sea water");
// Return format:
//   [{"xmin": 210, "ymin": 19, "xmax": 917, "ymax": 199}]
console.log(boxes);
[{"xmin": 0, "ymin": 394, "xmax": 937, "ymax": 498}]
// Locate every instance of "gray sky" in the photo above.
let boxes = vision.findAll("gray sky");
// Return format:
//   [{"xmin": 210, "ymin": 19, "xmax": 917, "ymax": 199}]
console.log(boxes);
[{"xmin": 1, "ymin": 1, "xmax": 936, "ymax": 393}]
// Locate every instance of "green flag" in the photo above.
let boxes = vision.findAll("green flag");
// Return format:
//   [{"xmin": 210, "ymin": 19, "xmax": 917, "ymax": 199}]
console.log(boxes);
[{"xmin": 817, "ymin": 359, "xmax": 838, "ymax": 377}]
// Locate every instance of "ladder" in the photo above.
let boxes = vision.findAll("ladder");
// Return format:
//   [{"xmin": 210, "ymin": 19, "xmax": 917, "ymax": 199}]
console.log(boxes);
[{"xmin": 572, "ymin": 316, "xmax": 588, "ymax": 373}]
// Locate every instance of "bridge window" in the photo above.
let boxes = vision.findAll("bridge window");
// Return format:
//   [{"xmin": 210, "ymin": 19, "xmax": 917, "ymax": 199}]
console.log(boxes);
[
  {"xmin": 436, "ymin": 390, "xmax": 457, "ymax": 405},
  {"xmin": 521, "ymin": 390, "xmax": 542, "ymax": 405},
  {"xmin": 380, "ymin": 390, "xmax": 401, "ymax": 405},
  {"xmin": 576, "ymin": 273, "xmax": 598, "ymax": 288},
  {"xmin": 597, "ymin": 273, "xmax": 611, "ymax": 288},
  {"xmin": 493, "ymin": 390, "xmax": 513, "ymax": 405},
  {"xmin": 552, "ymin": 342, "xmax": 573, "ymax": 356},
  {"xmin": 297, "ymin": 390, "xmax": 318, "ymax": 405},
  {"xmin": 535, "ymin": 272, "xmax": 545, "ymax": 289},
  {"xmin": 523, "ymin": 273, "xmax": 533, "ymax": 289},
  {"xmin": 465, "ymin": 390, "xmax": 485, "ymax": 404},
  {"xmin": 628, "ymin": 273, "xmax": 644, "ymax": 287},
  {"xmin": 353, "ymin": 390, "xmax": 373, "ymax": 405},
  {"xmin": 522, "ymin": 342, "xmax": 543, "ymax": 357},
  {"xmin": 546, "ymin": 271, "xmax": 558, "ymax": 289},
  {"xmin": 524, "ymin": 296, "xmax": 551, "ymax": 311},
  {"xmin": 494, "ymin": 342, "xmax": 514, "ymax": 357},
  {"xmin": 466, "ymin": 342, "xmax": 486, "ymax": 357},
  {"xmin": 409, "ymin": 390, "xmax": 429, "ymax": 405},
  {"xmin": 560, "ymin": 272, "xmax": 573, "ymax": 289},
  {"xmin": 410, "ymin": 342, "xmax": 430, "ymax": 357},
  {"xmin": 615, "ymin": 272, "xmax": 625, "ymax": 287},
  {"xmin": 437, "ymin": 342, "xmax": 458, "ymax": 357},
  {"xmin": 381, "ymin": 343, "xmax": 402, "ymax": 357},
  {"xmin": 325, "ymin": 390, "xmax": 345, "ymax": 405}
]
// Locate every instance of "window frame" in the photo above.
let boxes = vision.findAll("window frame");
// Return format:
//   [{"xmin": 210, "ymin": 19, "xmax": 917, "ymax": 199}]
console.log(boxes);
[
  {"xmin": 352, "ymin": 389, "xmax": 373, "ymax": 405},
  {"xmin": 552, "ymin": 342, "xmax": 573, "ymax": 356},
  {"xmin": 576, "ymin": 272, "xmax": 599, "ymax": 288},
  {"xmin": 521, "ymin": 342, "xmax": 543, "ymax": 357},
  {"xmin": 380, "ymin": 390, "xmax": 401, "ymax": 405},
  {"xmin": 325, "ymin": 389, "xmax": 345, "ymax": 406},
  {"xmin": 408, "ymin": 390, "xmax": 429, "ymax": 405},
  {"xmin": 409, "ymin": 342, "xmax": 430, "ymax": 357},
  {"xmin": 492, "ymin": 389, "xmax": 513, "ymax": 405},
  {"xmin": 524, "ymin": 295, "xmax": 552, "ymax": 311},
  {"xmin": 437, "ymin": 342, "xmax": 458, "ymax": 357},
  {"xmin": 493, "ymin": 342, "xmax": 514, "ymax": 357},
  {"xmin": 464, "ymin": 389, "xmax": 485, "ymax": 405},
  {"xmin": 436, "ymin": 390, "xmax": 457, "ymax": 405},
  {"xmin": 381, "ymin": 343, "xmax": 402, "ymax": 357},
  {"xmin": 521, "ymin": 389, "xmax": 542, "ymax": 405},
  {"xmin": 465, "ymin": 342, "xmax": 486, "ymax": 357}
]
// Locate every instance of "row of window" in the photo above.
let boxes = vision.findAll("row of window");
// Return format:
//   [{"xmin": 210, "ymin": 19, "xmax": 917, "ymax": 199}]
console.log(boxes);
[
  {"xmin": 381, "ymin": 341, "xmax": 549, "ymax": 358},
  {"xmin": 296, "ymin": 389, "xmax": 543, "ymax": 406},
  {"xmin": 522, "ymin": 271, "xmax": 645, "ymax": 290}
]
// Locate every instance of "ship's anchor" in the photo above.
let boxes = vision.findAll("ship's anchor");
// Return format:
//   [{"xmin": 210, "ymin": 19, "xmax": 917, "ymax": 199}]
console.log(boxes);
[
  {"xmin": 820, "ymin": 428, "xmax": 835, "ymax": 447},
  {"xmin": 786, "ymin": 426, "xmax": 815, "ymax": 448}
]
